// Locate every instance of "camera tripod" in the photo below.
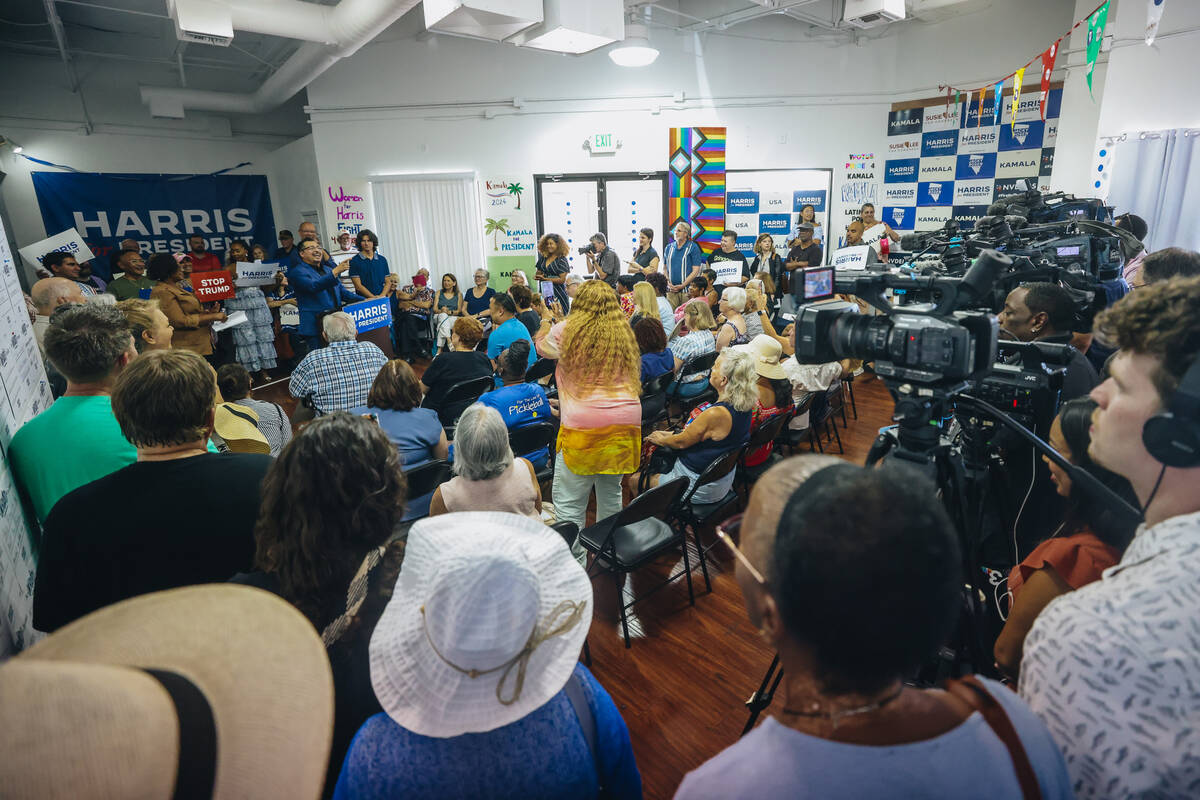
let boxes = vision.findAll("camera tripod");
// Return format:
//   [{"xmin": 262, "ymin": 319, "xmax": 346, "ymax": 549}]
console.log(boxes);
[{"xmin": 740, "ymin": 382, "xmax": 1012, "ymax": 735}]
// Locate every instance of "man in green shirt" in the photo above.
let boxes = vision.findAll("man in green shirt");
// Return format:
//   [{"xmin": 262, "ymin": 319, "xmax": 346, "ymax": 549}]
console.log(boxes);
[
  {"xmin": 9, "ymin": 304, "xmax": 139, "ymax": 526},
  {"xmin": 106, "ymin": 250, "xmax": 156, "ymax": 301}
]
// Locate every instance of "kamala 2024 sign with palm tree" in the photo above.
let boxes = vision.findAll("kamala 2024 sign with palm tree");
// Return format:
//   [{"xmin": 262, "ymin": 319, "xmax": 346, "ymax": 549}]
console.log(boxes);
[{"xmin": 480, "ymin": 176, "xmax": 536, "ymax": 290}]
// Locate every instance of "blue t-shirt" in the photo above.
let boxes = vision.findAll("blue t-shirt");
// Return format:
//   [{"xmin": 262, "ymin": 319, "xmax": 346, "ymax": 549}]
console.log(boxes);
[
  {"xmin": 478, "ymin": 383, "xmax": 551, "ymax": 468},
  {"xmin": 640, "ymin": 350, "xmax": 675, "ymax": 383},
  {"xmin": 675, "ymin": 676, "xmax": 1073, "ymax": 800},
  {"xmin": 487, "ymin": 318, "xmax": 536, "ymax": 386},
  {"xmin": 665, "ymin": 240, "xmax": 705, "ymax": 285},
  {"xmin": 351, "ymin": 405, "xmax": 443, "ymax": 518},
  {"xmin": 348, "ymin": 253, "xmax": 390, "ymax": 296},
  {"xmin": 333, "ymin": 664, "xmax": 642, "ymax": 800}
]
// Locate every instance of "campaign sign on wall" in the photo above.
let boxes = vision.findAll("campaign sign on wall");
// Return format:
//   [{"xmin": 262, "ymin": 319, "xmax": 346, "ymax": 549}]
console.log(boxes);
[
  {"xmin": 345, "ymin": 297, "xmax": 393, "ymax": 333},
  {"xmin": 917, "ymin": 181, "xmax": 954, "ymax": 207},
  {"xmin": 955, "ymin": 153, "xmax": 997, "ymax": 181},
  {"xmin": 951, "ymin": 205, "xmax": 990, "ymax": 230},
  {"xmin": 480, "ymin": 175, "xmax": 536, "ymax": 291},
  {"xmin": 17, "ymin": 228, "xmax": 95, "ymax": 271},
  {"xmin": 725, "ymin": 178, "xmax": 830, "ymax": 258},
  {"xmin": 887, "ymin": 108, "xmax": 923, "ymax": 136},
  {"xmin": 31, "ymin": 172, "xmax": 275, "ymax": 266},
  {"xmin": 192, "ymin": 270, "xmax": 236, "ymax": 302},
  {"xmin": 323, "ymin": 180, "xmax": 373, "ymax": 241},
  {"xmin": 996, "ymin": 151, "xmax": 1041, "ymax": 179},
  {"xmin": 884, "ymin": 184, "xmax": 916, "ymax": 205},
  {"xmin": 998, "ymin": 121, "xmax": 1045, "ymax": 152},
  {"xmin": 886, "ymin": 136, "xmax": 921, "ymax": 159},
  {"xmin": 792, "ymin": 191, "xmax": 826, "ymax": 213},
  {"xmin": 884, "ymin": 158, "xmax": 920, "ymax": 183},
  {"xmin": 916, "ymin": 207, "xmax": 953, "ymax": 229},
  {"xmin": 921, "ymin": 131, "xmax": 959, "ymax": 159},
  {"xmin": 881, "ymin": 206, "xmax": 915, "ymax": 231}
]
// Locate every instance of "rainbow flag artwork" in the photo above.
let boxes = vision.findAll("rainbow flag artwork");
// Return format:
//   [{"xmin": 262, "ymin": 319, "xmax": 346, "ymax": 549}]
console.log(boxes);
[{"xmin": 669, "ymin": 127, "xmax": 727, "ymax": 254}]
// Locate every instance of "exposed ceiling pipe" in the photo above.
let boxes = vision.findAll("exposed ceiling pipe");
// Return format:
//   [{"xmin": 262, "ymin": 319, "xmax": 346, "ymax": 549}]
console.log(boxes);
[{"xmin": 140, "ymin": 0, "xmax": 420, "ymax": 117}]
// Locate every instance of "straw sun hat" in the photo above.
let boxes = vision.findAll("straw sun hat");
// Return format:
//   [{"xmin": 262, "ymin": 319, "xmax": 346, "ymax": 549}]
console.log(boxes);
[
  {"xmin": 0, "ymin": 585, "xmax": 334, "ymax": 800},
  {"xmin": 733, "ymin": 334, "xmax": 788, "ymax": 380},
  {"xmin": 370, "ymin": 512, "xmax": 593, "ymax": 738}
]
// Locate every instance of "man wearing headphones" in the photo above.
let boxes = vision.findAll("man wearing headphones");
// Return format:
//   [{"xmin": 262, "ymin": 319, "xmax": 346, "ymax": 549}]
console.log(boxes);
[{"xmin": 1019, "ymin": 276, "xmax": 1200, "ymax": 799}]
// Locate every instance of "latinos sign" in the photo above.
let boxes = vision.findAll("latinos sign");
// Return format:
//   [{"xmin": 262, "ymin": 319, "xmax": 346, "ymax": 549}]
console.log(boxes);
[{"xmin": 884, "ymin": 94, "xmax": 1060, "ymax": 231}]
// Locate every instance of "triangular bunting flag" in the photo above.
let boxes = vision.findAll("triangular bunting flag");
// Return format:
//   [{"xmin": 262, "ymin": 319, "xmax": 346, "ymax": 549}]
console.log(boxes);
[
  {"xmin": 1040, "ymin": 38, "xmax": 1061, "ymax": 121},
  {"xmin": 1011, "ymin": 67, "xmax": 1025, "ymax": 133},
  {"xmin": 1146, "ymin": 0, "xmax": 1165, "ymax": 46},
  {"xmin": 1087, "ymin": 1, "xmax": 1111, "ymax": 97},
  {"xmin": 993, "ymin": 80, "xmax": 1004, "ymax": 127}
]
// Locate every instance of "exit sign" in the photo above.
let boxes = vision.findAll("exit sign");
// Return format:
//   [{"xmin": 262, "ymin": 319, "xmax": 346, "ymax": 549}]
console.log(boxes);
[{"xmin": 587, "ymin": 133, "xmax": 619, "ymax": 154}]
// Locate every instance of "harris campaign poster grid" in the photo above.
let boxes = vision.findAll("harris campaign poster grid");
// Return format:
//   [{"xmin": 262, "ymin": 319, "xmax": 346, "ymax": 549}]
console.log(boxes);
[
  {"xmin": 724, "ymin": 188, "xmax": 829, "ymax": 263},
  {"xmin": 30, "ymin": 171, "xmax": 276, "ymax": 272},
  {"xmin": 882, "ymin": 89, "xmax": 1061, "ymax": 233}
]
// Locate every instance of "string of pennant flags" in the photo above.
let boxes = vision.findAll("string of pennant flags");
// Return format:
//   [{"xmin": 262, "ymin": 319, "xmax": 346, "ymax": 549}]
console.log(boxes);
[{"xmin": 938, "ymin": 1, "xmax": 1118, "ymax": 136}]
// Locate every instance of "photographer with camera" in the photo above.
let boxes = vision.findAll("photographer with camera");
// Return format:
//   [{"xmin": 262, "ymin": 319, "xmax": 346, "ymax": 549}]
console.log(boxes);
[
  {"xmin": 581, "ymin": 232, "xmax": 619, "ymax": 289},
  {"xmin": 998, "ymin": 282, "xmax": 1098, "ymax": 401},
  {"xmin": 676, "ymin": 458, "xmax": 1072, "ymax": 799},
  {"xmin": 1020, "ymin": 276, "xmax": 1200, "ymax": 798}
]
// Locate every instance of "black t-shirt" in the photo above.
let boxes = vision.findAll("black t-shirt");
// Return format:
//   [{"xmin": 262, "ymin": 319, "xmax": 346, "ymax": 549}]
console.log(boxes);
[
  {"xmin": 786, "ymin": 242, "xmax": 824, "ymax": 268},
  {"xmin": 632, "ymin": 247, "xmax": 660, "ymax": 269},
  {"xmin": 421, "ymin": 350, "xmax": 493, "ymax": 409},
  {"xmin": 517, "ymin": 309, "xmax": 540, "ymax": 337},
  {"xmin": 33, "ymin": 452, "xmax": 273, "ymax": 632},
  {"xmin": 707, "ymin": 249, "xmax": 750, "ymax": 286}
]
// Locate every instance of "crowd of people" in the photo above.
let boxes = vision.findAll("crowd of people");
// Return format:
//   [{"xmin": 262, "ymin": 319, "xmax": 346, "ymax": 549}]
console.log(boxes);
[{"xmin": 5, "ymin": 208, "xmax": 1200, "ymax": 800}]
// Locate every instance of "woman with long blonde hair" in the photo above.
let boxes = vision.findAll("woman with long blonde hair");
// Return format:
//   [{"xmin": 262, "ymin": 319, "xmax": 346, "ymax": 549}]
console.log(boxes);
[
  {"xmin": 629, "ymin": 281, "xmax": 662, "ymax": 332},
  {"xmin": 534, "ymin": 280, "xmax": 641, "ymax": 544}
]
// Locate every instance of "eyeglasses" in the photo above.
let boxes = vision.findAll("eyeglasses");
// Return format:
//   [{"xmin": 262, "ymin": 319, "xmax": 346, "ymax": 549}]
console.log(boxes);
[{"xmin": 715, "ymin": 514, "xmax": 766, "ymax": 586}]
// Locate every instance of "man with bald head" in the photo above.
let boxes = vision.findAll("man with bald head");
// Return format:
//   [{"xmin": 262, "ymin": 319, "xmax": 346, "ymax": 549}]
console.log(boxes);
[{"xmin": 30, "ymin": 277, "xmax": 86, "ymax": 354}]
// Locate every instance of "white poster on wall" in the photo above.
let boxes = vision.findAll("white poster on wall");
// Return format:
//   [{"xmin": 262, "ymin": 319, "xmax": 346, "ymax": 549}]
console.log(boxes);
[
  {"xmin": 322, "ymin": 180, "xmax": 373, "ymax": 240},
  {"xmin": 0, "ymin": 216, "xmax": 54, "ymax": 656},
  {"xmin": 480, "ymin": 175, "xmax": 537, "ymax": 290}
]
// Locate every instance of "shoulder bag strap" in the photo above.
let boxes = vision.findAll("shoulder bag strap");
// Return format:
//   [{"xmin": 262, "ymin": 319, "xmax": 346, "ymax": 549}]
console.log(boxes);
[
  {"xmin": 945, "ymin": 676, "xmax": 1042, "ymax": 800},
  {"xmin": 563, "ymin": 670, "xmax": 606, "ymax": 796}
]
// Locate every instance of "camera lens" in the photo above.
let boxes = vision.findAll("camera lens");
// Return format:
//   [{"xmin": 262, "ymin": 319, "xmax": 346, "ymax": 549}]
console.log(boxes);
[{"xmin": 831, "ymin": 314, "xmax": 893, "ymax": 363}]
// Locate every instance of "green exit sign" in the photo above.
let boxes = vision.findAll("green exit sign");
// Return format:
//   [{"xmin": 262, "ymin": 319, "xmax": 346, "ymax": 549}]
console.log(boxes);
[{"xmin": 588, "ymin": 133, "xmax": 618, "ymax": 154}]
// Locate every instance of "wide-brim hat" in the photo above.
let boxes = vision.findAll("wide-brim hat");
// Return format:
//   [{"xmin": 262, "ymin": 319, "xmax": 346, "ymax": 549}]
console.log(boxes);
[
  {"xmin": 734, "ymin": 334, "xmax": 788, "ymax": 380},
  {"xmin": 0, "ymin": 585, "xmax": 334, "ymax": 799},
  {"xmin": 214, "ymin": 402, "xmax": 271, "ymax": 454},
  {"xmin": 369, "ymin": 512, "xmax": 593, "ymax": 738}
]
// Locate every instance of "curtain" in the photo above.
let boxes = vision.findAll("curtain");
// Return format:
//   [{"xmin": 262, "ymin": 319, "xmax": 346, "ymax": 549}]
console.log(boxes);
[
  {"xmin": 1107, "ymin": 129, "xmax": 1200, "ymax": 253},
  {"xmin": 369, "ymin": 174, "xmax": 485, "ymax": 291}
]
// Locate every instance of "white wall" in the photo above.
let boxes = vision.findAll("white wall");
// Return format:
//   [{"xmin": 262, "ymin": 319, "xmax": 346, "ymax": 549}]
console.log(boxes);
[
  {"xmin": 1098, "ymin": 0, "xmax": 1200, "ymax": 136},
  {"xmin": 307, "ymin": 0, "xmax": 1073, "ymax": 253},
  {"xmin": 260, "ymin": 134, "xmax": 325, "ymax": 239}
]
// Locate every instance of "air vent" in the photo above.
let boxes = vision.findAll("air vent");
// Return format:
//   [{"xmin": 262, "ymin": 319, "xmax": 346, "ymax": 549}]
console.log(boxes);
[
  {"xmin": 843, "ymin": 0, "xmax": 905, "ymax": 29},
  {"xmin": 168, "ymin": 0, "xmax": 234, "ymax": 47}
]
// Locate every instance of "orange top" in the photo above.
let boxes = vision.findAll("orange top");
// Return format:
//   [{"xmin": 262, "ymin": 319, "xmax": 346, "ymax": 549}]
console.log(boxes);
[{"xmin": 1008, "ymin": 530, "xmax": 1120, "ymax": 598}]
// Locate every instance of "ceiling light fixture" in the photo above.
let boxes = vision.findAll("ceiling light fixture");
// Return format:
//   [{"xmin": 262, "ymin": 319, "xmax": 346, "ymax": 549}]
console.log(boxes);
[
  {"xmin": 508, "ymin": 0, "xmax": 623, "ymax": 54},
  {"xmin": 608, "ymin": 23, "xmax": 658, "ymax": 67}
]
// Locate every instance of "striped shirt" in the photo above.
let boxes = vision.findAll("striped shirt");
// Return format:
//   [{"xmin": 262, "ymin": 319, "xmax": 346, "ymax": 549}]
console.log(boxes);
[
  {"xmin": 1019, "ymin": 510, "xmax": 1200, "ymax": 798},
  {"xmin": 289, "ymin": 340, "xmax": 388, "ymax": 415}
]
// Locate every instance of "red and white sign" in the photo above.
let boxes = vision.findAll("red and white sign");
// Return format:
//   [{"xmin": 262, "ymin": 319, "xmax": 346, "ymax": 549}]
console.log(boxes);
[{"xmin": 192, "ymin": 270, "xmax": 235, "ymax": 302}]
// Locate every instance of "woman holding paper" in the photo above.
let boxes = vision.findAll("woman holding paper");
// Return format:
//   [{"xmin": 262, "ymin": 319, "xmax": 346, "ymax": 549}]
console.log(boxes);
[
  {"xmin": 148, "ymin": 253, "xmax": 225, "ymax": 359},
  {"xmin": 223, "ymin": 239, "xmax": 278, "ymax": 381}
]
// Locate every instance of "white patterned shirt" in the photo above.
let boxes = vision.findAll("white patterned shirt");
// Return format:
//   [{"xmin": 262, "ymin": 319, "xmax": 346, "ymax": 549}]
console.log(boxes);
[
  {"xmin": 289, "ymin": 340, "xmax": 388, "ymax": 414},
  {"xmin": 1019, "ymin": 510, "xmax": 1200, "ymax": 799}
]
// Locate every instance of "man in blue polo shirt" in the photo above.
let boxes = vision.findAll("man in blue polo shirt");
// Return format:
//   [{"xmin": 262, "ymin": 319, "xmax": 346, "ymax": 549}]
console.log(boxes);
[
  {"xmin": 663, "ymin": 221, "xmax": 705, "ymax": 308},
  {"xmin": 486, "ymin": 293, "xmax": 535, "ymax": 386}
]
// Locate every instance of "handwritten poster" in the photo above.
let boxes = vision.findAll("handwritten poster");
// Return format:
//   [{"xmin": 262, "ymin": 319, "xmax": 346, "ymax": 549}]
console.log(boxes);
[
  {"xmin": 0, "ymin": 215, "xmax": 54, "ymax": 656},
  {"xmin": 323, "ymin": 180, "xmax": 373, "ymax": 240},
  {"xmin": 479, "ymin": 175, "xmax": 536, "ymax": 291}
]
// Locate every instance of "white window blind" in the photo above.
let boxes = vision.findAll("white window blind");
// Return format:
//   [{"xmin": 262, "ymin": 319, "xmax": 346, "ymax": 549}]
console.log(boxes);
[{"xmin": 369, "ymin": 173, "xmax": 485, "ymax": 290}]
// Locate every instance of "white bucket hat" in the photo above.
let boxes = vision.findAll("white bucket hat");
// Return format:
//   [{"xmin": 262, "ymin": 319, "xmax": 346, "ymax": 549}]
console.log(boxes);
[
  {"xmin": 733, "ymin": 333, "xmax": 788, "ymax": 380},
  {"xmin": 369, "ymin": 512, "xmax": 593, "ymax": 738},
  {"xmin": 0, "ymin": 585, "xmax": 334, "ymax": 800}
]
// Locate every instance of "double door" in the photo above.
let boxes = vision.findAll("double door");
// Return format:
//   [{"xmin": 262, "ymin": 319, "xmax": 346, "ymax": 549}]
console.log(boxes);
[{"xmin": 535, "ymin": 173, "xmax": 667, "ymax": 278}]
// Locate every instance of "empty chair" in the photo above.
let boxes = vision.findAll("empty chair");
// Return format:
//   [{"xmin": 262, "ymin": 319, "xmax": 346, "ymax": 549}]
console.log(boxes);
[{"xmin": 423, "ymin": 375, "xmax": 493, "ymax": 437}]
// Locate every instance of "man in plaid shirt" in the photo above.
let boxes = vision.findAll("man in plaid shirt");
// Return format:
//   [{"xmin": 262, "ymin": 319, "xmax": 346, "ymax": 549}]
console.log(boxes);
[{"xmin": 289, "ymin": 312, "xmax": 388, "ymax": 415}]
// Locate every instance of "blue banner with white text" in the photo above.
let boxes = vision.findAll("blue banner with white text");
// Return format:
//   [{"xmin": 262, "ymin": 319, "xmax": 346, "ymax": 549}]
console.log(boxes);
[
  {"xmin": 345, "ymin": 298, "xmax": 393, "ymax": 333},
  {"xmin": 31, "ymin": 171, "xmax": 276, "ymax": 273}
]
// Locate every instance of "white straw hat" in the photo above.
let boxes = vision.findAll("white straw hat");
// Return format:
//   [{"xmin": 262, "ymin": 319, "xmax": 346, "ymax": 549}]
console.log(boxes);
[
  {"xmin": 369, "ymin": 512, "xmax": 593, "ymax": 738},
  {"xmin": 733, "ymin": 334, "xmax": 788, "ymax": 380},
  {"xmin": 0, "ymin": 585, "xmax": 334, "ymax": 800}
]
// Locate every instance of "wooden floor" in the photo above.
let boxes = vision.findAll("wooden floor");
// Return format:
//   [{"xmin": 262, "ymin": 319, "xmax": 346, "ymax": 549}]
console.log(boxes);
[{"xmin": 252, "ymin": 365, "xmax": 896, "ymax": 800}]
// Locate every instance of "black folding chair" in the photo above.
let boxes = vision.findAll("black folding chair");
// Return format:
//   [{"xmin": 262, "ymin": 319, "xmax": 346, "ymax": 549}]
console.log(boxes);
[
  {"xmin": 640, "ymin": 371, "xmax": 671, "ymax": 429},
  {"xmin": 808, "ymin": 390, "xmax": 843, "ymax": 454},
  {"xmin": 578, "ymin": 477, "xmax": 691, "ymax": 648},
  {"xmin": 401, "ymin": 459, "xmax": 452, "ymax": 521},
  {"xmin": 828, "ymin": 380, "xmax": 849, "ymax": 428},
  {"xmin": 735, "ymin": 411, "xmax": 793, "ymax": 494},
  {"xmin": 423, "ymin": 375, "xmax": 493, "ymax": 437},
  {"xmin": 552, "ymin": 520, "xmax": 579, "ymax": 549},
  {"xmin": 666, "ymin": 350, "xmax": 719, "ymax": 424},
  {"xmin": 777, "ymin": 393, "xmax": 816, "ymax": 456},
  {"xmin": 668, "ymin": 446, "xmax": 747, "ymax": 593},
  {"xmin": 526, "ymin": 356, "xmax": 557, "ymax": 383},
  {"xmin": 508, "ymin": 421, "xmax": 557, "ymax": 484}
]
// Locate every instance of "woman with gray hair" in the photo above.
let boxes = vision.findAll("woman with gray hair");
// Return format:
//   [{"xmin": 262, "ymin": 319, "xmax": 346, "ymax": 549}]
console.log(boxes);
[
  {"xmin": 630, "ymin": 350, "xmax": 756, "ymax": 503},
  {"xmin": 715, "ymin": 285, "xmax": 750, "ymax": 351},
  {"xmin": 428, "ymin": 403, "xmax": 542, "ymax": 519}
]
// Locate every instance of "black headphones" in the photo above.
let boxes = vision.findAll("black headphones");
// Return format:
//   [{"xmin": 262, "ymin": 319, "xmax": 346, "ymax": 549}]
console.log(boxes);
[{"xmin": 1142, "ymin": 357, "xmax": 1200, "ymax": 468}]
